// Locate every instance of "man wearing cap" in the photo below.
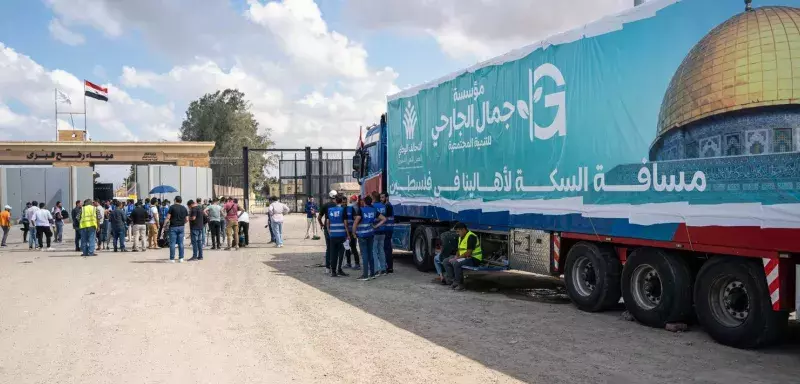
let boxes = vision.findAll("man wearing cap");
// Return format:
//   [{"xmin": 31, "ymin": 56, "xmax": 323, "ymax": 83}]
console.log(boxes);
[
  {"xmin": 304, "ymin": 196, "xmax": 320, "ymax": 240},
  {"xmin": 318, "ymin": 190, "xmax": 338, "ymax": 273},
  {"xmin": 0, "ymin": 205, "xmax": 11, "ymax": 247}
]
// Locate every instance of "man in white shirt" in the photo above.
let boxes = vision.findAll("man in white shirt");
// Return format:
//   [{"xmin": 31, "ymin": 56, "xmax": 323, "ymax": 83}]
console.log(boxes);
[
  {"xmin": 26, "ymin": 201, "xmax": 40, "ymax": 249},
  {"xmin": 33, "ymin": 202, "xmax": 54, "ymax": 250},
  {"xmin": 268, "ymin": 196, "xmax": 289, "ymax": 248},
  {"xmin": 147, "ymin": 198, "xmax": 160, "ymax": 249},
  {"xmin": 238, "ymin": 207, "xmax": 250, "ymax": 247}
]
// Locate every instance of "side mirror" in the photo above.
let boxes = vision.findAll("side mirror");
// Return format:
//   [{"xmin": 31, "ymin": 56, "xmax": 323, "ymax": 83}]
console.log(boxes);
[
  {"xmin": 351, "ymin": 170, "xmax": 358, "ymax": 179},
  {"xmin": 352, "ymin": 152, "xmax": 362, "ymax": 172}
]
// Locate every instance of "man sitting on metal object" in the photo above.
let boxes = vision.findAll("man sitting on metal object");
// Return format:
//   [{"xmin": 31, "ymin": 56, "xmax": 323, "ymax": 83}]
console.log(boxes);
[
  {"xmin": 442, "ymin": 223, "xmax": 483, "ymax": 291},
  {"xmin": 433, "ymin": 227, "xmax": 460, "ymax": 286}
]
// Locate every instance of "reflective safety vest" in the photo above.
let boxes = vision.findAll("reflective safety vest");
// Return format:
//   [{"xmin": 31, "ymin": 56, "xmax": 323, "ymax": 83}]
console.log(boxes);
[
  {"xmin": 346, "ymin": 205, "xmax": 355, "ymax": 222},
  {"xmin": 356, "ymin": 206, "xmax": 377, "ymax": 238},
  {"xmin": 160, "ymin": 206, "xmax": 169, "ymax": 222},
  {"xmin": 458, "ymin": 231, "xmax": 483, "ymax": 261},
  {"xmin": 328, "ymin": 206, "xmax": 346, "ymax": 238},
  {"xmin": 79, "ymin": 205, "xmax": 98, "ymax": 229}
]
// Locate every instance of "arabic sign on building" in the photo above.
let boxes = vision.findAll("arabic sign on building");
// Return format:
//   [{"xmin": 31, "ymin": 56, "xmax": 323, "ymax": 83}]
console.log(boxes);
[
  {"xmin": 27, "ymin": 152, "xmax": 114, "ymax": 161},
  {"xmin": 387, "ymin": 0, "xmax": 800, "ymax": 210}
]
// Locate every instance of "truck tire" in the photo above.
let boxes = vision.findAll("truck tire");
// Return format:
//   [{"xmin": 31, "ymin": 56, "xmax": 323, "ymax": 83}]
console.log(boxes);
[
  {"xmin": 564, "ymin": 242, "xmax": 621, "ymax": 312},
  {"xmin": 621, "ymin": 248, "xmax": 693, "ymax": 327},
  {"xmin": 694, "ymin": 257, "xmax": 788, "ymax": 349},
  {"xmin": 412, "ymin": 226, "xmax": 434, "ymax": 272}
]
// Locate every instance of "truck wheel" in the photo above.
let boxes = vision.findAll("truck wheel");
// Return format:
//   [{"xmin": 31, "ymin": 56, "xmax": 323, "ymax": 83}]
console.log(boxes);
[
  {"xmin": 621, "ymin": 248, "xmax": 693, "ymax": 327},
  {"xmin": 564, "ymin": 242, "xmax": 621, "ymax": 312},
  {"xmin": 694, "ymin": 257, "xmax": 788, "ymax": 349},
  {"xmin": 412, "ymin": 226, "xmax": 433, "ymax": 272}
]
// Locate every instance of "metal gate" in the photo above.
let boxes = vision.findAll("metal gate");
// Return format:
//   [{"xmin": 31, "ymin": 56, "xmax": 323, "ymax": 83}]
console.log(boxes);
[
  {"xmin": 243, "ymin": 147, "xmax": 355, "ymax": 213},
  {"xmin": 210, "ymin": 156, "xmax": 245, "ymax": 201}
]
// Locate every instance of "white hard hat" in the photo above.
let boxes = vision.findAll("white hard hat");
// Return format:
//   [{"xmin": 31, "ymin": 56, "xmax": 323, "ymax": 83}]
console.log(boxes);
[{"xmin": 329, "ymin": 190, "xmax": 338, "ymax": 198}]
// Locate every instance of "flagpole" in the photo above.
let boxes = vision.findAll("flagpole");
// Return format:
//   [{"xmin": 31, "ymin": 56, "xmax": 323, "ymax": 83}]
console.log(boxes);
[
  {"xmin": 83, "ymin": 81, "xmax": 87, "ymax": 139},
  {"xmin": 54, "ymin": 88, "xmax": 58, "ymax": 141}
]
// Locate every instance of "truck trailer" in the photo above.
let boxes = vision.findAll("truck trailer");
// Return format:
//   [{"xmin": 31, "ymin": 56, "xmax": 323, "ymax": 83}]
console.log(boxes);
[{"xmin": 352, "ymin": 0, "xmax": 800, "ymax": 349}]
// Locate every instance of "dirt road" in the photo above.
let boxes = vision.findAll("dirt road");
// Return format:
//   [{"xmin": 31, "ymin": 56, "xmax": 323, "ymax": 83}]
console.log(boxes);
[{"xmin": 0, "ymin": 214, "xmax": 797, "ymax": 383}]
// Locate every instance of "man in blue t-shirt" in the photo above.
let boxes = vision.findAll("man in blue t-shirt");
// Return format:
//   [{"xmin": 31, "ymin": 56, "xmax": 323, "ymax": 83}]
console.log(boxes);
[{"xmin": 304, "ymin": 196, "xmax": 319, "ymax": 240}]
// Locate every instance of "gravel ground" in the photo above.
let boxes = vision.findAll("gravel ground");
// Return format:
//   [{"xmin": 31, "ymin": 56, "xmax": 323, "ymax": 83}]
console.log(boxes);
[{"xmin": 0, "ymin": 214, "xmax": 798, "ymax": 384}]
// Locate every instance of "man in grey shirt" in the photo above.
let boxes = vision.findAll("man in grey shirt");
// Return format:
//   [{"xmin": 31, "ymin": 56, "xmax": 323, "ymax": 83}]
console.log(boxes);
[{"xmin": 205, "ymin": 200, "xmax": 223, "ymax": 250}]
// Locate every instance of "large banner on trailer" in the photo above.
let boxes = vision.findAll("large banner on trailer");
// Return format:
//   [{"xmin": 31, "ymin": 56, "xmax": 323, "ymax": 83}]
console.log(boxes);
[{"xmin": 387, "ymin": 0, "xmax": 800, "ymax": 228}]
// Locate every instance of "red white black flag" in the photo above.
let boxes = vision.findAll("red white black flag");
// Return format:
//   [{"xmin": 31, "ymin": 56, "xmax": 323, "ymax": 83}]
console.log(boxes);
[{"xmin": 84, "ymin": 80, "xmax": 108, "ymax": 102}]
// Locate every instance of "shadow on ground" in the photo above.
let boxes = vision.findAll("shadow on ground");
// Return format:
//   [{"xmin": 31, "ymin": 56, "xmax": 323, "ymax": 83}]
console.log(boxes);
[{"xmin": 262, "ymin": 252, "xmax": 800, "ymax": 383}]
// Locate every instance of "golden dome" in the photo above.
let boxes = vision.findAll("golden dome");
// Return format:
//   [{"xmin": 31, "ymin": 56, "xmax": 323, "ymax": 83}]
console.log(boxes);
[{"xmin": 657, "ymin": 6, "xmax": 800, "ymax": 137}]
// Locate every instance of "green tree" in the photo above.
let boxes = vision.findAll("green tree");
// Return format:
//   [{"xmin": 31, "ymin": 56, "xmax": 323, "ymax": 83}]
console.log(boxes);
[
  {"xmin": 124, "ymin": 165, "xmax": 135, "ymax": 190},
  {"xmin": 179, "ymin": 89, "xmax": 274, "ymax": 188}
]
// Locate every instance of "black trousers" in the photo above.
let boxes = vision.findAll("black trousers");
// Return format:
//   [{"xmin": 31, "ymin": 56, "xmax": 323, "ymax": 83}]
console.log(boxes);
[
  {"xmin": 209, "ymin": 221, "xmax": 222, "ymax": 248},
  {"xmin": 345, "ymin": 235, "xmax": 360, "ymax": 265},
  {"xmin": 22, "ymin": 221, "xmax": 30, "ymax": 242},
  {"xmin": 35, "ymin": 225, "xmax": 52, "ymax": 248},
  {"xmin": 239, "ymin": 222, "xmax": 249, "ymax": 246}
]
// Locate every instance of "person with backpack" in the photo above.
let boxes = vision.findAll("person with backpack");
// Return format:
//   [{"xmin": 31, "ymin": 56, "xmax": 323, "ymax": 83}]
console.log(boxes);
[
  {"xmin": 223, "ymin": 197, "xmax": 240, "ymax": 250},
  {"xmin": 52, "ymin": 201, "xmax": 65, "ymax": 243}
]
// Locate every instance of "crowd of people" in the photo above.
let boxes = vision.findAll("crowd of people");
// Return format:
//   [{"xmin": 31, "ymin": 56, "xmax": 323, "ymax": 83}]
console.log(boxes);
[
  {"xmin": 312, "ymin": 189, "xmax": 395, "ymax": 281},
  {"xmin": 4, "ymin": 196, "xmax": 251, "ymax": 262},
  {"xmin": 2, "ymin": 189, "xmax": 481, "ymax": 288}
]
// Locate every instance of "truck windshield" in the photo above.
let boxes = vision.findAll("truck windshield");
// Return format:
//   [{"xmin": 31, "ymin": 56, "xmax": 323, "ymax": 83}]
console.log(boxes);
[{"xmin": 365, "ymin": 143, "xmax": 381, "ymax": 175}]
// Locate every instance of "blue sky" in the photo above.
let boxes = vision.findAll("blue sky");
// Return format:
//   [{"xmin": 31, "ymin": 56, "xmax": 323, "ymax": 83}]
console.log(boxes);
[{"xmin": 0, "ymin": 0, "xmax": 631, "ymax": 184}]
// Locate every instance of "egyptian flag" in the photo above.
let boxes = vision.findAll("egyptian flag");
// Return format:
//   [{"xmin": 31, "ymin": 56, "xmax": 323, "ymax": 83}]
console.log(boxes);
[{"xmin": 84, "ymin": 80, "xmax": 108, "ymax": 102}]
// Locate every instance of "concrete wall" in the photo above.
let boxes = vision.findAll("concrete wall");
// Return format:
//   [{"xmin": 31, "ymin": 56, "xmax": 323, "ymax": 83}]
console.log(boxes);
[
  {"xmin": 0, "ymin": 166, "xmax": 89, "ymax": 218},
  {"xmin": 0, "ymin": 165, "xmax": 212, "ymax": 220},
  {"xmin": 135, "ymin": 165, "xmax": 213, "ymax": 202}
]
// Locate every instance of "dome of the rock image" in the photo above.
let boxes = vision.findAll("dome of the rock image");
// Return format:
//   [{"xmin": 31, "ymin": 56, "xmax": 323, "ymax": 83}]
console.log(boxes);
[{"xmin": 650, "ymin": 5, "xmax": 800, "ymax": 161}]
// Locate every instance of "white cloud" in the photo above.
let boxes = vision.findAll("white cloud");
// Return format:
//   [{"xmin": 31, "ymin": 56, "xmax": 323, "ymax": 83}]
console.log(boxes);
[
  {"xmin": 0, "ymin": 42, "xmax": 174, "ymax": 143},
  {"xmin": 48, "ymin": 18, "xmax": 86, "ymax": 46},
  {"xmin": 246, "ymin": 0, "xmax": 370, "ymax": 79},
  {"xmin": 38, "ymin": 0, "xmax": 398, "ymax": 152},
  {"xmin": 343, "ymin": 0, "xmax": 632, "ymax": 60},
  {"xmin": 45, "ymin": 0, "xmax": 123, "ymax": 38}
]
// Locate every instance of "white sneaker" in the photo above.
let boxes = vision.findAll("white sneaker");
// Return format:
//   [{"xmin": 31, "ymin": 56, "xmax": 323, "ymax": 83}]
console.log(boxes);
[
  {"xmin": 47, "ymin": 247, "xmax": 54, "ymax": 251},
  {"xmin": 168, "ymin": 259, "xmax": 175, "ymax": 263},
  {"xmin": 178, "ymin": 258, "xmax": 184, "ymax": 263}
]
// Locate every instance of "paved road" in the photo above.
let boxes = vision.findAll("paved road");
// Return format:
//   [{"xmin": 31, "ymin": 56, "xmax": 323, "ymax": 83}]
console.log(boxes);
[{"xmin": 0, "ymin": 215, "xmax": 797, "ymax": 384}]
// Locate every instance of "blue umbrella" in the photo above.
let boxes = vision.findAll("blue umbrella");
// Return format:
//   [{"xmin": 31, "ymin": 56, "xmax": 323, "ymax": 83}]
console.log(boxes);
[{"xmin": 149, "ymin": 185, "xmax": 178, "ymax": 194}]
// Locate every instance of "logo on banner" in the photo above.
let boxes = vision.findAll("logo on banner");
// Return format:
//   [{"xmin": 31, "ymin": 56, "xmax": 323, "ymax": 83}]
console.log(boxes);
[
  {"xmin": 403, "ymin": 101, "xmax": 417, "ymax": 140},
  {"xmin": 429, "ymin": 62, "xmax": 567, "ymax": 149}
]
